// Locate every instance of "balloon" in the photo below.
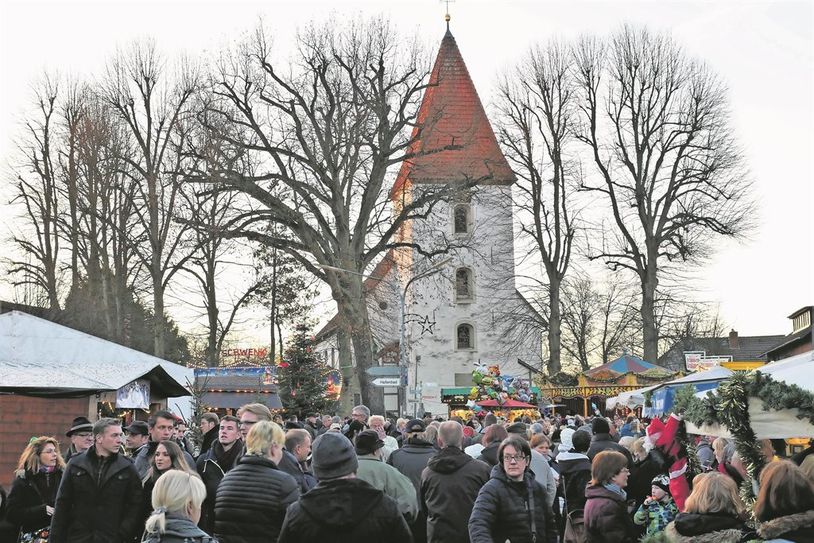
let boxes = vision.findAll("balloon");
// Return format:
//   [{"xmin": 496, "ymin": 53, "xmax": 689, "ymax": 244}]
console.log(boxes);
[
  {"xmin": 519, "ymin": 393, "xmax": 530, "ymax": 402},
  {"xmin": 472, "ymin": 371, "xmax": 483, "ymax": 384},
  {"xmin": 488, "ymin": 389, "xmax": 497, "ymax": 399},
  {"xmin": 508, "ymin": 386, "xmax": 516, "ymax": 395},
  {"xmin": 481, "ymin": 376, "xmax": 494, "ymax": 386},
  {"xmin": 466, "ymin": 399, "xmax": 475, "ymax": 408},
  {"xmin": 473, "ymin": 405, "xmax": 483, "ymax": 412}
]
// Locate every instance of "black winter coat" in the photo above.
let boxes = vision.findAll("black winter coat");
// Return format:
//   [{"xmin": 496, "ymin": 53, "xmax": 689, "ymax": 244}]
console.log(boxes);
[
  {"xmin": 213, "ymin": 454, "xmax": 299, "ymax": 543},
  {"xmin": 420, "ymin": 446, "xmax": 491, "ymax": 543},
  {"xmin": 388, "ymin": 438, "xmax": 437, "ymax": 495},
  {"xmin": 6, "ymin": 469, "xmax": 62, "ymax": 533},
  {"xmin": 554, "ymin": 452, "xmax": 592, "ymax": 513},
  {"xmin": 626, "ymin": 451, "xmax": 667, "ymax": 509},
  {"xmin": 586, "ymin": 433, "xmax": 633, "ymax": 466},
  {"xmin": 277, "ymin": 478, "xmax": 412, "ymax": 543},
  {"xmin": 49, "ymin": 447, "xmax": 143, "ymax": 543},
  {"xmin": 468, "ymin": 465, "xmax": 557, "ymax": 543},
  {"xmin": 665, "ymin": 512, "xmax": 756, "ymax": 543},
  {"xmin": 477, "ymin": 442, "xmax": 501, "ymax": 467},
  {"xmin": 196, "ymin": 441, "xmax": 242, "ymax": 534},
  {"xmin": 276, "ymin": 450, "xmax": 316, "ymax": 494}
]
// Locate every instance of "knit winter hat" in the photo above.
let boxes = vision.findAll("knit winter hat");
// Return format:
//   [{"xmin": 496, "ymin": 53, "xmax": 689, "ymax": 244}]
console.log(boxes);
[
  {"xmin": 311, "ymin": 432, "xmax": 358, "ymax": 480},
  {"xmin": 651, "ymin": 474, "xmax": 671, "ymax": 494}
]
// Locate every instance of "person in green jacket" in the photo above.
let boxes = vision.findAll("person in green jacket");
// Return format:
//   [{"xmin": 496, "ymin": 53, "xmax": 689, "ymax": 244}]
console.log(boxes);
[
  {"xmin": 354, "ymin": 430, "xmax": 418, "ymax": 522},
  {"xmin": 634, "ymin": 475, "xmax": 679, "ymax": 537}
]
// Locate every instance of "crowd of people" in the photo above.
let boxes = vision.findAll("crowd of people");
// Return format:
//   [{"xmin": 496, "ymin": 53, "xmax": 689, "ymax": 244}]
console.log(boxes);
[{"xmin": 0, "ymin": 406, "xmax": 813, "ymax": 543}]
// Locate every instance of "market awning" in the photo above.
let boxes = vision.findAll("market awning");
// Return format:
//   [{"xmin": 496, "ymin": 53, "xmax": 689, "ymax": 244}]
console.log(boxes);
[
  {"xmin": 606, "ymin": 384, "xmax": 661, "ymax": 410},
  {"xmin": 477, "ymin": 399, "xmax": 537, "ymax": 408}
]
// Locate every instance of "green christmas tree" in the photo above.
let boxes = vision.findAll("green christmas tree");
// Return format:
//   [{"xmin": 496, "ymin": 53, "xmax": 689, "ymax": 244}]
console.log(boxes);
[{"xmin": 277, "ymin": 323, "xmax": 338, "ymax": 418}]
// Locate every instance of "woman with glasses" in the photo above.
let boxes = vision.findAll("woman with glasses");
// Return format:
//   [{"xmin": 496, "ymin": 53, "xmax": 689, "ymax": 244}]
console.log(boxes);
[
  {"xmin": 469, "ymin": 435, "xmax": 557, "ymax": 543},
  {"xmin": 583, "ymin": 451, "xmax": 637, "ymax": 543},
  {"xmin": 7, "ymin": 437, "xmax": 65, "ymax": 542}
]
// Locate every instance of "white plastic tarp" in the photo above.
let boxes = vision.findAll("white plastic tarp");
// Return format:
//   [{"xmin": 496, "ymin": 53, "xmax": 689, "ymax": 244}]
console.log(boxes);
[
  {"xmin": 686, "ymin": 350, "xmax": 814, "ymax": 439},
  {"xmin": 606, "ymin": 384, "xmax": 660, "ymax": 410}
]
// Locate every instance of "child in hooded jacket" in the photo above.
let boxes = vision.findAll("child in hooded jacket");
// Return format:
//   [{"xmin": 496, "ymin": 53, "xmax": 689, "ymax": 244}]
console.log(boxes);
[{"xmin": 634, "ymin": 475, "xmax": 679, "ymax": 537}]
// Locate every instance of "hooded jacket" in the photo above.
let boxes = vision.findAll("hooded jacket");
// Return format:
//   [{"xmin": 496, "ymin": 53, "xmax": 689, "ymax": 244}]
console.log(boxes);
[
  {"xmin": 555, "ymin": 451, "xmax": 592, "ymax": 513},
  {"xmin": 663, "ymin": 512, "xmax": 755, "ymax": 543},
  {"xmin": 49, "ymin": 446, "xmax": 143, "ymax": 543},
  {"xmin": 477, "ymin": 442, "xmax": 501, "ymax": 467},
  {"xmin": 583, "ymin": 484, "xmax": 637, "ymax": 543},
  {"xmin": 277, "ymin": 478, "xmax": 411, "ymax": 543},
  {"xmin": 468, "ymin": 464, "xmax": 557, "ymax": 543},
  {"xmin": 756, "ymin": 510, "xmax": 814, "ymax": 543},
  {"xmin": 420, "ymin": 446, "xmax": 491, "ymax": 543},
  {"xmin": 141, "ymin": 513, "xmax": 217, "ymax": 543},
  {"xmin": 213, "ymin": 454, "xmax": 299, "ymax": 543}
]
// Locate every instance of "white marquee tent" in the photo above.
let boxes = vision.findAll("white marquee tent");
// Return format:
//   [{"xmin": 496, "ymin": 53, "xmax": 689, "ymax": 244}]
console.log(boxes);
[
  {"xmin": 686, "ymin": 350, "xmax": 814, "ymax": 439},
  {"xmin": 0, "ymin": 311, "xmax": 192, "ymax": 405}
]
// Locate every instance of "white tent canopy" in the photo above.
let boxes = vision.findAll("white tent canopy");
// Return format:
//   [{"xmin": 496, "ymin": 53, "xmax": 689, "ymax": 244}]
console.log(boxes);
[
  {"xmin": 606, "ymin": 384, "xmax": 660, "ymax": 410},
  {"xmin": 686, "ymin": 350, "xmax": 814, "ymax": 439},
  {"xmin": 0, "ymin": 310, "xmax": 191, "ymax": 398}
]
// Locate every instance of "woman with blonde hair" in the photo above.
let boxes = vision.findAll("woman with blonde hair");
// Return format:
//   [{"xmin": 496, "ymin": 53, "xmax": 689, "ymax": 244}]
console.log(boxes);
[
  {"xmin": 7, "ymin": 437, "xmax": 65, "ymax": 540},
  {"xmin": 753, "ymin": 460, "xmax": 814, "ymax": 542},
  {"xmin": 142, "ymin": 470, "xmax": 214, "ymax": 542},
  {"xmin": 663, "ymin": 472, "xmax": 755, "ymax": 542},
  {"xmin": 214, "ymin": 420, "xmax": 299, "ymax": 542}
]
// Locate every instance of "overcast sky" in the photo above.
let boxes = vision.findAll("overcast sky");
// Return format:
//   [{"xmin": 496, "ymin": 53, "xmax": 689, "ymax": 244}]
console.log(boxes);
[{"xmin": 0, "ymin": 0, "xmax": 811, "ymax": 341}]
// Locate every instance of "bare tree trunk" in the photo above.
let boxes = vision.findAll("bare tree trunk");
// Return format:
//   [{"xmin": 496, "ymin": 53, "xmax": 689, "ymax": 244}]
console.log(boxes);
[
  {"xmin": 641, "ymin": 261, "xmax": 659, "ymax": 363},
  {"xmin": 548, "ymin": 277, "xmax": 562, "ymax": 374}
]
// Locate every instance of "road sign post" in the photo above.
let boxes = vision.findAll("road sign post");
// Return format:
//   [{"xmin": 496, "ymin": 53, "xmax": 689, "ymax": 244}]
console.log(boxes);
[{"xmin": 371, "ymin": 377, "xmax": 401, "ymax": 387}]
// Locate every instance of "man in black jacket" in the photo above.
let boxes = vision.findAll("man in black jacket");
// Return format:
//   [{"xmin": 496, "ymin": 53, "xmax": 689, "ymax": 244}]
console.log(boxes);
[
  {"xmin": 198, "ymin": 412, "xmax": 220, "ymax": 457},
  {"xmin": 586, "ymin": 417, "xmax": 633, "ymax": 466},
  {"xmin": 135, "ymin": 410, "xmax": 195, "ymax": 479},
  {"xmin": 389, "ymin": 419, "xmax": 437, "ymax": 543},
  {"xmin": 278, "ymin": 432, "xmax": 411, "ymax": 543},
  {"xmin": 420, "ymin": 421, "xmax": 491, "ymax": 543},
  {"xmin": 50, "ymin": 418, "xmax": 142, "ymax": 543},
  {"xmin": 196, "ymin": 415, "xmax": 242, "ymax": 534}
]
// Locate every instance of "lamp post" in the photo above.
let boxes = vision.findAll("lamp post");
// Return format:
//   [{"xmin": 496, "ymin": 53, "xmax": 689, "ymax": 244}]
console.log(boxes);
[{"xmin": 321, "ymin": 257, "xmax": 450, "ymax": 415}]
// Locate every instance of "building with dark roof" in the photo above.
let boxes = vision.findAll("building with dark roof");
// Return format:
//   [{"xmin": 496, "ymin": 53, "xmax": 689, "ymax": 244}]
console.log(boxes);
[
  {"xmin": 658, "ymin": 329, "xmax": 785, "ymax": 372},
  {"xmin": 765, "ymin": 306, "xmax": 812, "ymax": 361}
]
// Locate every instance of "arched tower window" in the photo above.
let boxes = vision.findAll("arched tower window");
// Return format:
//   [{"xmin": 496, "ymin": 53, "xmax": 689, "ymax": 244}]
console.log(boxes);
[
  {"xmin": 453, "ymin": 204, "xmax": 471, "ymax": 234},
  {"xmin": 456, "ymin": 323, "xmax": 475, "ymax": 350},
  {"xmin": 455, "ymin": 267, "xmax": 474, "ymax": 302}
]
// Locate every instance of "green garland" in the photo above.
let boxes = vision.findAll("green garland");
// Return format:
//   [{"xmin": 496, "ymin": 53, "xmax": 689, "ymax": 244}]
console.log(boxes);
[{"xmin": 748, "ymin": 371, "xmax": 814, "ymax": 424}]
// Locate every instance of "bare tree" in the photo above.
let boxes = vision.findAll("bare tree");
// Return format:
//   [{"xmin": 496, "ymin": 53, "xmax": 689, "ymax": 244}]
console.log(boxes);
[
  {"xmin": 99, "ymin": 41, "xmax": 200, "ymax": 357},
  {"xmin": 8, "ymin": 76, "xmax": 63, "ymax": 309},
  {"xmin": 574, "ymin": 27, "xmax": 754, "ymax": 363},
  {"xmin": 560, "ymin": 274, "xmax": 640, "ymax": 370},
  {"xmin": 203, "ymin": 19, "xmax": 468, "ymax": 413},
  {"xmin": 496, "ymin": 41, "xmax": 579, "ymax": 374}
]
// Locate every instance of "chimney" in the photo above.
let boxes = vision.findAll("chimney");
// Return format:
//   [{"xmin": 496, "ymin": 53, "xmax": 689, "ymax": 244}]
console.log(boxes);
[{"xmin": 728, "ymin": 329, "xmax": 739, "ymax": 349}]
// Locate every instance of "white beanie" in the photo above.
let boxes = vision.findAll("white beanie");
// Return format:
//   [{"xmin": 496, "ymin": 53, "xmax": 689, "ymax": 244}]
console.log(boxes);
[{"xmin": 559, "ymin": 428, "xmax": 575, "ymax": 451}]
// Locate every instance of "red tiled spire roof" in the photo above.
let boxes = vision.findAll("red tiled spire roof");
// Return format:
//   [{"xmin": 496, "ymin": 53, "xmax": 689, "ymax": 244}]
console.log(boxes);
[{"xmin": 393, "ymin": 29, "xmax": 515, "ymax": 195}]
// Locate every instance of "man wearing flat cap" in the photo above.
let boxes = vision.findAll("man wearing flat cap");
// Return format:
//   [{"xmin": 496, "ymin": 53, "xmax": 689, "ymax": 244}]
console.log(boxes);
[
  {"xmin": 277, "ymin": 432, "xmax": 412, "ymax": 543},
  {"xmin": 123, "ymin": 420, "xmax": 149, "ymax": 457},
  {"xmin": 64, "ymin": 416, "xmax": 94, "ymax": 462}
]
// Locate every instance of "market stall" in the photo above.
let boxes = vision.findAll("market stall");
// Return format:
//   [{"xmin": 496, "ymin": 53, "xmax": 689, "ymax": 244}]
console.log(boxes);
[
  {"xmin": 539, "ymin": 353, "xmax": 675, "ymax": 416},
  {"xmin": 643, "ymin": 365, "xmax": 733, "ymax": 417}
]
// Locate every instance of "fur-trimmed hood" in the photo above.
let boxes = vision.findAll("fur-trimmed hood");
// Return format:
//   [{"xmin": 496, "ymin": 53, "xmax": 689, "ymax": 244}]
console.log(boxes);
[
  {"xmin": 664, "ymin": 522, "xmax": 744, "ymax": 543},
  {"xmin": 757, "ymin": 509, "xmax": 814, "ymax": 541},
  {"xmin": 664, "ymin": 512, "xmax": 753, "ymax": 543}
]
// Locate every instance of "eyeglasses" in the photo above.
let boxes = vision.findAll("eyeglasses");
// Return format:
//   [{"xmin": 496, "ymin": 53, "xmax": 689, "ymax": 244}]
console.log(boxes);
[{"xmin": 504, "ymin": 454, "xmax": 527, "ymax": 463}]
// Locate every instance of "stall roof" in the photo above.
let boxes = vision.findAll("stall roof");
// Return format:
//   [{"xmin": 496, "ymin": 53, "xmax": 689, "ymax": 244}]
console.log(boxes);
[{"xmin": 0, "ymin": 311, "xmax": 189, "ymax": 397}]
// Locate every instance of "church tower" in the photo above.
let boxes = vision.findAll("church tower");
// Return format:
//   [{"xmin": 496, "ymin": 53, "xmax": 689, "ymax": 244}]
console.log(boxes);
[{"xmin": 393, "ymin": 27, "xmax": 543, "ymax": 416}]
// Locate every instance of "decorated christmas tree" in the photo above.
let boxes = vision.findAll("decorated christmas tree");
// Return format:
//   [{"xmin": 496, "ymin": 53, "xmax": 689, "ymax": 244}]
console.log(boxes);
[{"xmin": 277, "ymin": 323, "xmax": 338, "ymax": 418}]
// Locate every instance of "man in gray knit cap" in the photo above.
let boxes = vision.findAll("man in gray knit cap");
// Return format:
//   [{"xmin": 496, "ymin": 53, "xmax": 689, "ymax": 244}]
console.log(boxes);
[{"xmin": 278, "ymin": 432, "xmax": 412, "ymax": 543}]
